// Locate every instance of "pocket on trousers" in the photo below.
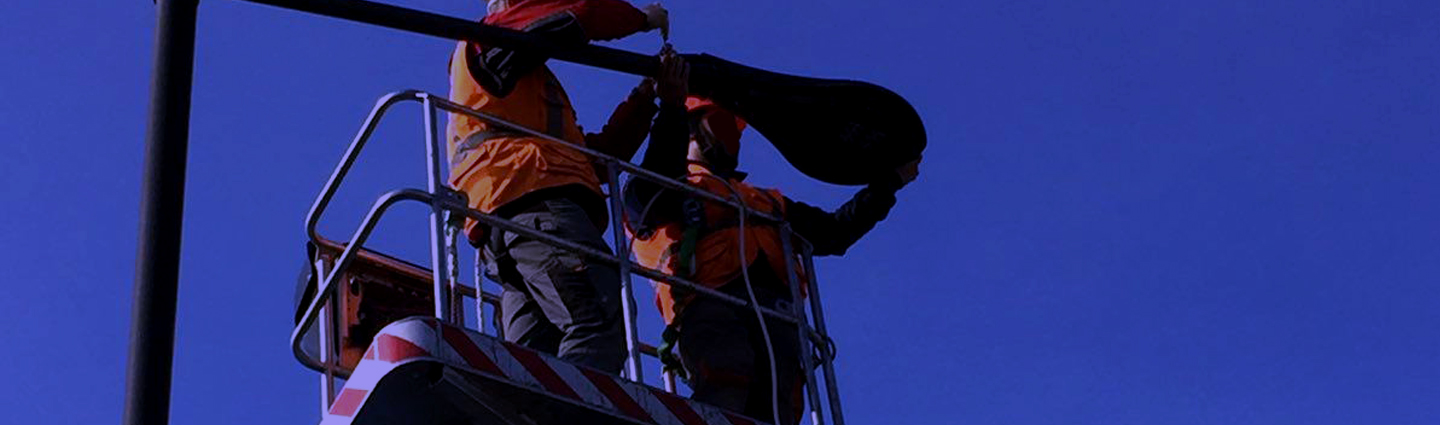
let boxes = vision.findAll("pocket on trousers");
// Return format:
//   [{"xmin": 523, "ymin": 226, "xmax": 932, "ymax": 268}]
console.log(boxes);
[{"xmin": 501, "ymin": 214, "xmax": 558, "ymax": 249}]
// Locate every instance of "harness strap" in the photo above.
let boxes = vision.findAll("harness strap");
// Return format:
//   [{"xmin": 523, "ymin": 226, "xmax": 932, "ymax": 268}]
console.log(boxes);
[
  {"xmin": 657, "ymin": 324, "xmax": 686, "ymax": 379},
  {"xmin": 657, "ymin": 190, "xmax": 786, "ymax": 381},
  {"xmin": 668, "ymin": 189, "xmax": 784, "ymax": 278}
]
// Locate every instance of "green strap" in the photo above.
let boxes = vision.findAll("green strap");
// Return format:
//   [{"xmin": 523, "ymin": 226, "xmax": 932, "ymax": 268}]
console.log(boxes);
[
  {"xmin": 656, "ymin": 324, "xmax": 686, "ymax": 379},
  {"xmin": 674, "ymin": 226, "xmax": 700, "ymax": 278},
  {"xmin": 661, "ymin": 223, "xmax": 701, "ymax": 380}
]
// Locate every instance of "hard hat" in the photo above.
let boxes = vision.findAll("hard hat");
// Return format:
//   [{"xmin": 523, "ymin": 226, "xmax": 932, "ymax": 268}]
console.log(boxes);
[{"xmin": 685, "ymin": 96, "xmax": 745, "ymax": 157}]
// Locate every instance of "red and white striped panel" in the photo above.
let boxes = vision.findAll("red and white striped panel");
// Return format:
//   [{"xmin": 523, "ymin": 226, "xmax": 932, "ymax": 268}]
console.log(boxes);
[
  {"xmin": 318, "ymin": 318, "xmax": 441, "ymax": 423},
  {"xmin": 319, "ymin": 317, "xmax": 765, "ymax": 425}
]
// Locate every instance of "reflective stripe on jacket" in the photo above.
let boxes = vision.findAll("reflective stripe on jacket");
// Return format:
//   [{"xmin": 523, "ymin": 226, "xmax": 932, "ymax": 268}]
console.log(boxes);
[{"xmin": 446, "ymin": 0, "xmax": 649, "ymax": 240}]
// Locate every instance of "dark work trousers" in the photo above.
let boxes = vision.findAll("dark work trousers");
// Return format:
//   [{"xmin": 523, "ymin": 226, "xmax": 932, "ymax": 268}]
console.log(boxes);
[
  {"xmin": 677, "ymin": 281, "xmax": 804, "ymax": 425},
  {"xmin": 482, "ymin": 196, "xmax": 625, "ymax": 374}
]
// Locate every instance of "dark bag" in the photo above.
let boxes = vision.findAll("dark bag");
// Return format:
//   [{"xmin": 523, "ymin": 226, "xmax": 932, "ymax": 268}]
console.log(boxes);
[{"xmin": 685, "ymin": 53, "xmax": 927, "ymax": 186}]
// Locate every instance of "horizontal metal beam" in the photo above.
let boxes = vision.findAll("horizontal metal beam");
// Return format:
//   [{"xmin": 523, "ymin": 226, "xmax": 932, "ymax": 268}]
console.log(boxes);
[
  {"xmin": 426, "ymin": 95, "xmax": 788, "ymax": 224},
  {"xmin": 235, "ymin": 0, "xmax": 659, "ymax": 77},
  {"xmin": 291, "ymin": 188, "xmax": 815, "ymax": 375},
  {"xmin": 453, "ymin": 283, "xmax": 502, "ymax": 306},
  {"xmin": 305, "ymin": 91, "xmax": 784, "ymax": 259}
]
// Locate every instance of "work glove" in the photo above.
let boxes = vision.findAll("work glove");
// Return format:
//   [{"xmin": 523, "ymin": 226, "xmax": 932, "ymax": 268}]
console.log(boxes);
[
  {"xmin": 656, "ymin": 46, "xmax": 689, "ymax": 108},
  {"xmin": 642, "ymin": 3, "xmax": 670, "ymax": 40},
  {"xmin": 871, "ymin": 157, "xmax": 921, "ymax": 193}
]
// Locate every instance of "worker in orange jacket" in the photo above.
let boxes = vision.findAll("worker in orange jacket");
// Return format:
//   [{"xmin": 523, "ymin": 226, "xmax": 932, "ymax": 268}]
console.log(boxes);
[
  {"xmin": 447, "ymin": 0, "xmax": 669, "ymax": 373},
  {"xmin": 625, "ymin": 52, "xmax": 920, "ymax": 424}
]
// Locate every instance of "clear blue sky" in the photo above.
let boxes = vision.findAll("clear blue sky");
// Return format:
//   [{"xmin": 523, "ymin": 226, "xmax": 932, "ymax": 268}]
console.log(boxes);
[{"xmin": 3, "ymin": 0, "xmax": 1438, "ymax": 424}]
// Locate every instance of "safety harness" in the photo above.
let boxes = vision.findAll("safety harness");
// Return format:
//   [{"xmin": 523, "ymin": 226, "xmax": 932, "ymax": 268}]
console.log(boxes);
[
  {"xmin": 656, "ymin": 197, "xmax": 710, "ymax": 378},
  {"xmin": 654, "ymin": 185, "xmax": 784, "ymax": 379}
]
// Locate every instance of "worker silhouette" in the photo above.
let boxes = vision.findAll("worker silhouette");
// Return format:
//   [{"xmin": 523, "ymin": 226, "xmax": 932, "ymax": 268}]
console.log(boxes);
[
  {"xmin": 446, "ymin": 0, "xmax": 669, "ymax": 373},
  {"xmin": 625, "ymin": 51, "xmax": 920, "ymax": 424}
]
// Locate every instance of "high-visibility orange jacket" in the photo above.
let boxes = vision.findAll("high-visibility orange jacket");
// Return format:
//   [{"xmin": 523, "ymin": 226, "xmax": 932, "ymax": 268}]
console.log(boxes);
[
  {"xmin": 623, "ymin": 103, "xmax": 902, "ymax": 324},
  {"xmin": 630, "ymin": 164, "xmax": 801, "ymax": 323},
  {"xmin": 447, "ymin": 0, "xmax": 652, "ymax": 240}
]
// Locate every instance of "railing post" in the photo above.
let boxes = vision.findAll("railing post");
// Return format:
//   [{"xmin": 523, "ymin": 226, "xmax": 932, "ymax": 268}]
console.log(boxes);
[
  {"xmin": 446, "ymin": 211, "xmax": 463, "ymax": 323},
  {"xmin": 606, "ymin": 162, "xmax": 644, "ymax": 381},
  {"xmin": 475, "ymin": 250, "xmax": 487, "ymax": 334},
  {"xmin": 422, "ymin": 95, "xmax": 454, "ymax": 321},
  {"xmin": 780, "ymin": 225, "xmax": 826, "ymax": 425},
  {"xmin": 663, "ymin": 371, "xmax": 678, "ymax": 393},
  {"xmin": 314, "ymin": 258, "xmax": 338, "ymax": 415},
  {"xmin": 802, "ymin": 245, "xmax": 845, "ymax": 425}
]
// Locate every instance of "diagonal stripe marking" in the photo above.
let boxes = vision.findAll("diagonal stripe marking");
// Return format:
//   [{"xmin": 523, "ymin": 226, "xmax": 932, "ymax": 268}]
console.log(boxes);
[
  {"xmin": 502, "ymin": 342, "xmax": 582, "ymax": 401},
  {"xmin": 580, "ymin": 368, "xmax": 657, "ymax": 424},
  {"xmin": 328, "ymin": 388, "xmax": 368, "ymax": 417},
  {"xmin": 650, "ymin": 388, "xmax": 709, "ymax": 425},
  {"xmin": 376, "ymin": 334, "xmax": 428, "ymax": 363},
  {"xmin": 440, "ymin": 325, "xmax": 504, "ymax": 376}
]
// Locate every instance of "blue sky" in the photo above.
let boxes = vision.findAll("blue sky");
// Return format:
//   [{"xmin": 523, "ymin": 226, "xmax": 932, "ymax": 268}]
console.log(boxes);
[{"xmin": 2, "ymin": 0, "xmax": 1438, "ymax": 424}]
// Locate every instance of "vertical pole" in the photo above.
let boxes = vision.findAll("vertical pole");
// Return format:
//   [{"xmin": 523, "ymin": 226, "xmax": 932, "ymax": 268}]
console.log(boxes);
[
  {"xmin": 475, "ymin": 250, "xmax": 487, "ymax": 334},
  {"xmin": 802, "ymin": 247, "xmax": 845, "ymax": 425},
  {"xmin": 314, "ymin": 260, "xmax": 338, "ymax": 415},
  {"xmin": 123, "ymin": 1, "xmax": 198, "ymax": 424},
  {"xmin": 779, "ymin": 225, "xmax": 825, "ymax": 425},
  {"xmin": 663, "ymin": 371, "xmax": 677, "ymax": 393},
  {"xmin": 422, "ymin": 96, "xmax": 453, "ymax": 321},
  {"xmin": 316, "ymin": 305, "xmax": 336, "ymax": 414},
  {"xmin": 606, "ymin": 162, "xmax": 644, "ymax": 381},
  {"xmin": 445, "ymin": 212, "xmax": 463, "ymax": 323}
]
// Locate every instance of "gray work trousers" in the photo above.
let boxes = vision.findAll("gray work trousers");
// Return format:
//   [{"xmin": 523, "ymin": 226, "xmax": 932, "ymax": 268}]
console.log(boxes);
[
  {"xmin": 677, "ymin": 282, "xmax": 803, "ymax": 425},
  {"xmin": 482, "ymin": 196, "xmax": 625, "ymax": 374}
]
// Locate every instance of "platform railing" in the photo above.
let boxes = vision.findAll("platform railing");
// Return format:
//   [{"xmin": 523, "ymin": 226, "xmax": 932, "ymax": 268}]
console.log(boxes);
[{"xmin": 294, "ymin": 90, "xmax": 846, "ymax": 425}]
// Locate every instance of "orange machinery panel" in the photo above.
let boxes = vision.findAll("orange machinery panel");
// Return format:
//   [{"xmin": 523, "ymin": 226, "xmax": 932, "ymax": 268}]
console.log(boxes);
[{"xmin": 314, "ymin": 238, "xmax": 437, "ymax": 370}]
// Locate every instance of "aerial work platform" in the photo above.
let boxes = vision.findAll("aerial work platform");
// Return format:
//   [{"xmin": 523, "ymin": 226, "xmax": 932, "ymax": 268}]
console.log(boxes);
[
  {"xmin": 321, "ymin": 317, "xmax": 763, "ymax": 425},
  {"xmin": 127, "ymin": 1, "xmax": 922, "ymax": 424},
  {"xmin": 293, "ymin": 90, "xmax": 851, "ymax": 425}
]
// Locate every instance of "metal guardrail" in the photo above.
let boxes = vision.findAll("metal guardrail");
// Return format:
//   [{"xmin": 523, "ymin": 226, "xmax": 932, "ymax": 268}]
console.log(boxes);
[{"xmin": 295, "ymin": 90, "xmax": 846, "ymax": 425}]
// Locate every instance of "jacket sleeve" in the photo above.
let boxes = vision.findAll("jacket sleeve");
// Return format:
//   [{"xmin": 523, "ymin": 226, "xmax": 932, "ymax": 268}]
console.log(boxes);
[
  {"xmin": 569, "ymin": 0, "xmax": 650, "ymax": 41},
  {"xmin": 467, "ymin": 0, "xmax": 649, "ymax": 96},
  {"xmin": 785, "ymin": 181, "xmax": 900, "ymax": 257},
  {"xmin": 586, "ymin": 84, "xmax": 659, "ymax": 162},
  {"xmin": 483, "ymin": 0, "xmax": 648, "ymax": 41},
  {"xmin": 622, "ymin": 103, "xmax": 690, "ymax": 230}
]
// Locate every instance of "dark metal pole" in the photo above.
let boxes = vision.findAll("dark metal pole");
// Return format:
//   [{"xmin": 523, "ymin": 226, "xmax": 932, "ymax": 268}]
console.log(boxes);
[
  {"xmin": 237, "ymin": 0, "xmax": 660, "ymax": 76},
  {"xmin": 124, "ymin": 0, "xmax": 198, "ymax": 424}
]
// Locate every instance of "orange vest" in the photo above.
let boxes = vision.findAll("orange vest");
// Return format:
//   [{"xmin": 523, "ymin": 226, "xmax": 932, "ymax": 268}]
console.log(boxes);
[
  {"xmin": 631, "ymin": 165, "xmax": 806, "ymax": 324},
  {"xmin": 447, "ymin": 43, "xmax": 601, "ymax": 239}
]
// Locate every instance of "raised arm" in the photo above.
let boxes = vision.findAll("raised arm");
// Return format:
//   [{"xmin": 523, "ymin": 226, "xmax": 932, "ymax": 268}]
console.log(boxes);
[
  {"xmin": 623, "ymin": 50, "xmax": 690, "ymax": 229},
  {"xmin": 586, "ymin": 79, "xmax": 659, "ymax": 163},
  {"xmin": 567, "ymin": 0, "xmax": 663, "ymax": 41},
  {"xmin": 788, "ymin": 159, "xmax": 920, "ymax": 256}
]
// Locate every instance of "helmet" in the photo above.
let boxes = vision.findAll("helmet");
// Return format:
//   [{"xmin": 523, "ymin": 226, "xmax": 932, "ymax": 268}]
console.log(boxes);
[{"xmin": 685, "ymin": 96, "xmax": 745, "ymax": 158}]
